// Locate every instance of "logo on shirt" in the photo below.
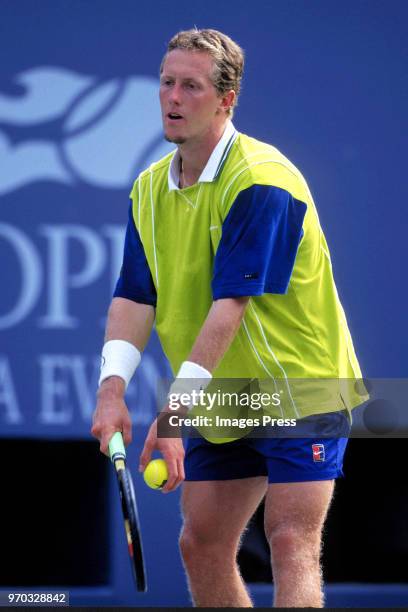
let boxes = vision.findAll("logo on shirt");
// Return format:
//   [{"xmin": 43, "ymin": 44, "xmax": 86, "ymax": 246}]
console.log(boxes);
[
  {"xmin": 312, "ymin": 443, "xmax": 325, "ymax": 462},
  {"xmin": 244, "ymin": 272, "xmax": 259, "ymax": 280}
]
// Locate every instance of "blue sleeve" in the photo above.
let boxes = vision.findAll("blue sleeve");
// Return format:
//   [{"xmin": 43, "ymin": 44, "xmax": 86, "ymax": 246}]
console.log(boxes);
[
  {"xmin": 212, "ymin": 184, "xmax": 307, "ymax": 300},
  {"xmin": 113, "ymin": 203, "xmax": 157, "ymax": 306}
]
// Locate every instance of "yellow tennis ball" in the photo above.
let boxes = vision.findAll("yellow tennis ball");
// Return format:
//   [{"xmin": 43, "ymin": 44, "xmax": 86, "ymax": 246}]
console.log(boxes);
[{"xmin": 143, "ymin": 459, "xmax": 168, "ymax": 489}]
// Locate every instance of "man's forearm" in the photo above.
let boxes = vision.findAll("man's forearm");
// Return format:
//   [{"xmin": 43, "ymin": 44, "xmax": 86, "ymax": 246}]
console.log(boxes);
[
  {"xmin": 105, "ymin": 297, "xmax": 155, "ymax": 350},
  {"xmin": 99, "ymin": 297, "xmax": 155, "ymax": 396},
  {"xmin": 188, "ymin": 297, "xmax": 249, "ymax": 373}
]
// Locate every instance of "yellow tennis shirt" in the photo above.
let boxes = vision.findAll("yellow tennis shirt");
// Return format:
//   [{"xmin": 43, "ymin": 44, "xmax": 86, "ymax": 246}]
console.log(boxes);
[{"xmin": 115, "ymin": 122, "xmax": 365, "ymax": 421}]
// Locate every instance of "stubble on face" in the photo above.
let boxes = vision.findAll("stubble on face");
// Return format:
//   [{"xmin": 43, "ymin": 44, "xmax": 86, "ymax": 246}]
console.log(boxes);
[{"xmin": 164, "ymin": 134, "xmax": 186, "ymax": 144}]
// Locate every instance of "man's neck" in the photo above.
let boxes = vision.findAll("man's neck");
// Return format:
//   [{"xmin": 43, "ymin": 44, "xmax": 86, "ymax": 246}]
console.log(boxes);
[{"xmin": 178, "ymin": 120, "xmax": 229, "ymax": 187}]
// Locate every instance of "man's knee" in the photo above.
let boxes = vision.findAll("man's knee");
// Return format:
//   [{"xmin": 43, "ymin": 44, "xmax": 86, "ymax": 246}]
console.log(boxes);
[
  {"xmin": 179, "ymin": 524, "xmax": 237, "ymax": 568},
  {"xmin": 265, "ymin": 519, "xmax": 322, "ymax": 564}
]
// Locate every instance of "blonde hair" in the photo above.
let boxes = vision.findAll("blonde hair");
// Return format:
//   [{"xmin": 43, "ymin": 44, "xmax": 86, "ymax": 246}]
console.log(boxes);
[{"xmin": 161, "ymin": 28, "xmax": 245, "ymax": 116}]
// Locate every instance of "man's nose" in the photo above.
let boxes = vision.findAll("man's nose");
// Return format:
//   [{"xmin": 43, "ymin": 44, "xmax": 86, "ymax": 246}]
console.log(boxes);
[{"xmin": 168, "ymin": 83, "xmax": 182, "ymax": 105}]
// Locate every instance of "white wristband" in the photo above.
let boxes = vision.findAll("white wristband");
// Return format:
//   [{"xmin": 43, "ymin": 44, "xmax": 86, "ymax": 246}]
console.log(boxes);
[
  {"xmin": 99, "ymin": 339, "xmax": 141, "ymax": 389},
  {"xmin": 168, "ymin": 361, "xmax": 212, "ymax": 410}
]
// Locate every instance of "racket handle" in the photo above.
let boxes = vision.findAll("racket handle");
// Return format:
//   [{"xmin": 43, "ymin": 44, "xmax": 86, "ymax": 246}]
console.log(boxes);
[{"xmin": 109, "ymin": 431, "xmax": 126, "ymax": 461}]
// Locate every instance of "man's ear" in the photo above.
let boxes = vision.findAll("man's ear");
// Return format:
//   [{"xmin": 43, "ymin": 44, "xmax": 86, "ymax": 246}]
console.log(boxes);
[{"xmin": 219, "ymin": 90, "xmax": 236, "ymax": 114}]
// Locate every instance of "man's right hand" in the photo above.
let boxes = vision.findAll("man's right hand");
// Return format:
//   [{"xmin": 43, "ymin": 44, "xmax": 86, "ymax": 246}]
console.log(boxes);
[{"xmin": 91, "ymin": 376, "xmax": 132, "ymax": 456}]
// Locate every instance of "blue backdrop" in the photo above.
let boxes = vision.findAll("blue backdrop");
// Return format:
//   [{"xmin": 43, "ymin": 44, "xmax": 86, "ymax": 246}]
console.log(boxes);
[{"xmin": 0, "ymin": 0, "xmax": 407, "ymax": 606}]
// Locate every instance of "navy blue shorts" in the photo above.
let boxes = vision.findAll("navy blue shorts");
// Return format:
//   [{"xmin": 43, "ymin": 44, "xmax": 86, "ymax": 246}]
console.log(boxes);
[{"xmin": 185, "ymin": 410, "xmax": 351, "ymax": 484}]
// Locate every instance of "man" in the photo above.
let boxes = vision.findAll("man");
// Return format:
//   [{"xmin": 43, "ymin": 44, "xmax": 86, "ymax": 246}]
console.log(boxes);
[{"xmin": 92, "ymin": 29, "xmax": 364, "ymax": 607}]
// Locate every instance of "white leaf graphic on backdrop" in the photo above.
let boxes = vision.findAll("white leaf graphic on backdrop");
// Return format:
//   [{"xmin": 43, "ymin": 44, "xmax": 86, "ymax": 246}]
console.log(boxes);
[{"xmin": 0, "ymin": 68, "xmax": 173, "ymax": 195}]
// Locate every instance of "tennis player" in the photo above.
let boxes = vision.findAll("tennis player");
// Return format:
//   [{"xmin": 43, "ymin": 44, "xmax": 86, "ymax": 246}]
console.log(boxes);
[{"xmin": 92, "ymin": 29, "xmax": 365, "ymax": 607}]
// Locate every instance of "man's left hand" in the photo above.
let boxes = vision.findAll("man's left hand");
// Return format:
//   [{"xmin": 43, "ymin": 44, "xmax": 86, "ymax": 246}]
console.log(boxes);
[{"xmin": 139, "ymin": 408, "xmax": 185, "ymax": 493}]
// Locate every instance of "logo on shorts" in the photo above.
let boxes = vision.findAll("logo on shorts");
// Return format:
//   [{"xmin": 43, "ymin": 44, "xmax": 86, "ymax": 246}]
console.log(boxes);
[{"xmin": 312, "ymin": 443, "xmax": 325, "ymax": 462}]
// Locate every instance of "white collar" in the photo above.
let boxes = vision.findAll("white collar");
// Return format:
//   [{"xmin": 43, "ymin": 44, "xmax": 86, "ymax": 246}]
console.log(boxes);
[{"xmin": 168, "ymin": 121, "xmax": 237, "ymax": 191}]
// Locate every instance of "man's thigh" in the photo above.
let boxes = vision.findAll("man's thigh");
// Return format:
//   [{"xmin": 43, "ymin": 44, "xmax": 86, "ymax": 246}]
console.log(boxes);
[
  {"xmin": 182, "ymin": 437, "xmax": 268, "ymax": 546},
  {"xmin": 181, "ymin": 478, "xmax": 267, "ymax": 547},
  {"xmin": 264, "ymin": 480, "xmax": 335, "ymax": 545}
]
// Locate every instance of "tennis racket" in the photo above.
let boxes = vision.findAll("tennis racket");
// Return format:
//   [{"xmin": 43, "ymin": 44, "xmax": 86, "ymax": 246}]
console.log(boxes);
[{"xmin": 109, "ymin": 432, "xmax": 147, "ymax": 592}]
